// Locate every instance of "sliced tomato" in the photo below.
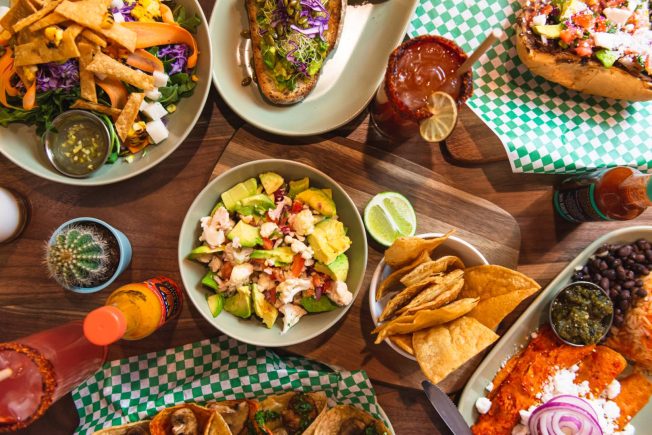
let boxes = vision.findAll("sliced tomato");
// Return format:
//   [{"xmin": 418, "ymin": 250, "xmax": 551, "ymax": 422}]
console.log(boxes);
[
  {"xmin": 290, "ymin": 255, "xmax": 305, "ymax": 277},
  {"xmin": 291, "ymin": 200, "xmax": 303, "ymax": 214},
  {"xmin": 262, "ymin": 237, "xmax": 274, "ymax": 250}
]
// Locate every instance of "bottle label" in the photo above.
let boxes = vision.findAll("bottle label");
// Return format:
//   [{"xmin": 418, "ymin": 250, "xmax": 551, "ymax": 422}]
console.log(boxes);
[
  {"xmin": 144, "ymin": 277, "xmax": 183, "ymax": 326},
  {"xmin": 553, "ymin": 184, "xmax": 611, "ymax": 222}
]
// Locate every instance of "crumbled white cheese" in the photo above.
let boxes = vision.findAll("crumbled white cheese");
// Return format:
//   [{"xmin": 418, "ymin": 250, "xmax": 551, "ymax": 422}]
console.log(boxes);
[
  {"xmin": 512, "ymin": 424, "xmax": 528, "ymax": 435},
  {"xmin": 475, "ymin": 397, "xmax": 492, "ymax": 415},
  {"xmin": 260, "ymin": 222, "xmax": 278, "ymax": 239},
  {"xmin": 485, "ymin": 382, "xmax": 494, "ymax": 392},
  {"xmin": 327, "ymin": 281, "xmax": 352, "ymax": 306},
  {"xmin": 593, "ymin": 32, "xmax": 635, "ymax": 50},
  {"xmin": 604, "ymin": 7, "xmax": 632, "ymax": 27},
  {"xmin": 607, "ymin": 379, "xmax": 621, "ymax": 400},
  {"xmin": 532, "ymin": 14, "xmax": 547, "ymax": 26}
]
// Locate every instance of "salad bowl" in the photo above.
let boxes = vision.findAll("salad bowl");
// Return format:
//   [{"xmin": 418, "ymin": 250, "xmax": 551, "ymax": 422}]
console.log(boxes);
[
  {"xmin": 178, "ymin": 159, "xmax": 368, "ymax": 347},
  {"xmin": 0, "ymin": 0, "xmax": 212, "ymax": 186}
]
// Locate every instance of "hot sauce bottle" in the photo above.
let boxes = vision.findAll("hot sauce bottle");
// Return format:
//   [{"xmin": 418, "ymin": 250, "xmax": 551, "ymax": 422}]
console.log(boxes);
[{"xmin": 554, "ymin": 167, "xmax": 652, "ymax": 222}]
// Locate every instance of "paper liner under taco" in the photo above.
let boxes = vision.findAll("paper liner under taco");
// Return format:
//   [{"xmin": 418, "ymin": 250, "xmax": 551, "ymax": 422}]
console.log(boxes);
[
  {"xmin": 92, "ymin": 421, "xmax": 150, "ymax": 435},
  {"xmin": 149, "ymin": 403, "xmax": 231, "ymax": 435},
  {"xmin": 304, "ymin": 405, "xmax": 390, "ymax": 435},
  {"xmin": 258, "ymin": 391, "xmax": 327, "ymax": 433}
]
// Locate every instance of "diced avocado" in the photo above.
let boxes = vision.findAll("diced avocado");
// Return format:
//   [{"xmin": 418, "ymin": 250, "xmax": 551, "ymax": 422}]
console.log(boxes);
[
  {"xmin": 252, "ymin": 284, "xmax": 278, "ymax": 328},
  {"xmin": 224, "ymin": 285, "xmax": 252, "ymax": 319},
  {"xmin": 227, "ymin": 221, "xmax": 262, "ymax": 247},
  {"xmin": 207, "ymin": 293, "xmax": 224, "ymax": 317},
  {"xmin": 259, "ymin": 172, "xmax": 285, "ymax": 195},
  {"xmin": 532, "ymin": 24, "xmax": 562, "ymax": 39},
  {"xmin": 250, "ymin": 246, "xmax": 295, "ymax": 265},
  {"xmin": 560, "ymin": 0, "xmax": 586, "ymax": 20},
  {"xmin": 308, "ymin": 219, "xmax": 351, "ymax": 265},
  {"xmin": 314, "ymin": 254, "xmax": 349, "ymax": 282},
  {"xmin": 288, "ymin": 177, "xmax": 309, "ymax": 198},
  {"xmin": 596, "ymin": 49, "xmax": 620, "ymax": 68},
  {"xmin": 201, "ymin": 271, "xmax": 219, "ymax": 290},
  {"xmin": 187, "ymin": 245, "xmax": 224, "ymax": 260},
  {"xmin": 322, "ymin": 188, "xmax": 332, "ymax": 199},
  {"xmin": 300, "ymin": 296, "xmax": 337, "ymax": 313},
  {"xmin": 210, "ymin": 201, "xmax": 225, "ymax": 216},
  {"xmin": 221, "ymin": 178, "xmax": 258, "ymax": 211},
  {"xmin": 295, "ymin": 188, "xmax": 336, "ymax": 217},
  {"xmin": 234, "ymin": 193, "xmax": 275, "ymax": 216}
]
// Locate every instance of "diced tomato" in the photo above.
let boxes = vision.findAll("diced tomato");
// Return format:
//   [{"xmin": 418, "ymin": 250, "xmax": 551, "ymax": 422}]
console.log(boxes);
[
  {"xmin": 312, "ymin": 273, "xmax": 326, "ymax": 288},
  {"xmin": 290, "ymin": 254, "xmax": 305, "ymax": 277},
  {"xmin": 604, "ymin": 0, "xmax": 626, "ymax": 7},
  {"xmin": 291, "ymin": 200, "xmax": 303, "ymax": 214},
  {"xmin": 540, "ymin": 4, "xmax": 552, "ymax": 14},
  {"xmin": 572, "ymin": 13, "xmax": 594, "ymax": 30},
  {"xmin": 266, "ymin": 288, "xmax": 277, "ymax": 304},
  {"xmin": 262, "ymin": 237, "xmax": 274, "ymax": 250},
  {"xmin": 560, "ymin": 28, "xmax": 579, "ymax": 44},
  {"xmin": 594, "ymin": 16, "xmax": 607, "ymax": 32},
  {"xmin": 575, "ymin": 40, "xmax": 593, "ymax": 57},
  {"xmin": 220, "ymin": 262, "xmax": 233, "ymax": 280}
]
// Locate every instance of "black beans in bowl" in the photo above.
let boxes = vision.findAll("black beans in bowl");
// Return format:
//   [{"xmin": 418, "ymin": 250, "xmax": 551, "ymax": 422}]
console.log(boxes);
[{"xmin": 572, "ymin": 239, "xmax": 652, "ymax": 328}]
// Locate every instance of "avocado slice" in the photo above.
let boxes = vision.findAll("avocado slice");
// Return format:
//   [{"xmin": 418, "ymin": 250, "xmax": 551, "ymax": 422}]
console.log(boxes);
[
  {"xmin": 187, "ymin": 245, "xmax": 224, "ymax": 261},
  {"xmin": 300, "ymin": 296, "xmax": 337, "ymax": 313},
  {"xmin": 295, "ymin": 188, "xmax": 337, "ymax": 217},
  {"xmin": 224, "ymin": 285, "xmax": 252, "ymax": 319},
  {"xmin": 314, "ymin": 254, "xmax": 349, "ymax": 281},
  {"xmin": 250, "ymin": 246, "xmax": 295, "ymax": 265},
  {"xmin": 234, "ymin": 193, "xmax": 275, "ymax": 216},
  {"xmin": 221, "ymin": 178, "xmax": 258, "ymax": 211},
  {"xmin": 288, "ymin": 177, "xmax": 309, "ymax": 198},
  {"xmin": 210, "ymin": 201, "xmax": 226, "ymax": 216},
  {"xmin": 227, "ymin": 221, "xmax": 262, "ymax": 247},
  {"xmin": 532, "ymin": 24, "xmax": 562, "ymax": 39},
  {"xmin": 321, "ymin": 188, "xmax": 333, "ymax": 199},
  {"xmin": 308, "ymin": 219, "xmax": 351, "ymax": 265},
  {"xmin": 596, "ymin": 49, "xmax": 620, "ymax": 68},
  {"xmin": 259, "ymin": 172, "xmax": 284, "ymax": 195},
  {"xmin": 252, "ymin": 284, "xmax": 278, "ymax": 328},
  {"xmin": 201, "ymin": 271, "xmax": 220, "ymax": 291},
  {"xmin": 207, "ymin": 293, "xmax": 224, "ymax": 317}
]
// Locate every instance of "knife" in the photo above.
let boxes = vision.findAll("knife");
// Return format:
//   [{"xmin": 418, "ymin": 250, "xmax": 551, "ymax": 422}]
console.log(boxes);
[{"xmin": 422, "ymin": 380, "xmax": 472, "ymax": 435}]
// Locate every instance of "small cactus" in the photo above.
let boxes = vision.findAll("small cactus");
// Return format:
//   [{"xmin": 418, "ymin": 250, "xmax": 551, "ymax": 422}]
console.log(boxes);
[{"xmin": 45, "ymin": 224, "xmax": 111, "ymax": 288}]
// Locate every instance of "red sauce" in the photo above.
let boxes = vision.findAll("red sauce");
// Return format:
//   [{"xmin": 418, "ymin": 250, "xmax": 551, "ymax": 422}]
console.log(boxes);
[{"xmin": 370, "ymin": 35, "xmax": 473, "ymax": 141}]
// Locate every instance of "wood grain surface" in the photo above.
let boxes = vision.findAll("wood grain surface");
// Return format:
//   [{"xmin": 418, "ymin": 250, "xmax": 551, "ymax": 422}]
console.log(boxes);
[
  {"xmin": 209, "ymin": 128, "xmax": 520, "ymax": 392},
  {"xmin": 2, "ymin": 0, "xmax": 652, "ymax": 432}
]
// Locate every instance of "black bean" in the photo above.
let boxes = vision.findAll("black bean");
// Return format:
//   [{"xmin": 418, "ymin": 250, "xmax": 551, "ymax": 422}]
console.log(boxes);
[
  {"xmin": 626, "ymin": 270, "xmax": 635, "ymax": 280},
  {"xmin": 613, "ymin": 284, "xmax": 622, "ymax": 292},
  {"xmin": 613, "ymin": 258, "xmax": 622, "ymax": 267},
  {"xmin": 610, "ymin": 290, "xmax": 620, "ymax": 299},
  {"xmin": 624, "ymin": 280, "xmax": 635, "ymax": 289},
  {"xmin": 621, "ymin": 290, "xmax": 631, "ymax": 300},
  {"xmin": 599, "ymin": 277, "xmax": 610, "ymax": 290},
  {"xmin": 615, "ymin": 308, "xmax": 622, "ymax": 315},
  {"xmin": 636, "ymin": 279, "xmax": 644, "ymax": 287},
  {"xmin": 642, "ymin": 267, "xmax": 650, "ymax": 275},
  {"xmin": 599, "ymin": 260, "xmax": 608, "ymax": 270},
  {"xmin": 635, "ymin": 254, "xmax": 646, "ymax": 263},
  {"xmin": 614, "ymin": 316, "xmax": 624, "ymax": 327},
  {"xmin": 603, "ymin": 269, "xmax": 616, "ymax": 280},
  {"xmin": 572, "ymin": 272, "xmax": 583, "ymax": 281},
  {"xmin": 593, "ymin": 273, "xmax": 603, "ymax": 282},
  {"xmin": 619, "ymin": 300, "xmax": 630, "ymax": 311},
  {"xmin": 617, "ymin": 266, "xmax": 627, "ymax": 279},
  {"xmin": 646, "ymin": 250, "xmax": 652, "ymax": 261},
  {"xmin": 618, "ymin": 245, "xmax": 632, "ymax": 257},
  {"xmin": 637, "ymin": 289, "xmax": 648, "ymax": 298}
]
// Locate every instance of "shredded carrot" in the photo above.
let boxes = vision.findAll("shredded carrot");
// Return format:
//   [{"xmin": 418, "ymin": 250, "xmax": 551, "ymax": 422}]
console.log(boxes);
[
  {"xmin": 22, "ymin": 81, "xmax": 37, "ymax": 110},
  {"xmin": 0, "ymin": 48, "xmax": 22, "ymax": 109},
  {"xmin": 97, "ymin": 77, "xmax": 128, "ymax": 109},
  {"xmin": 126, "ymin": 48, "xmax": 164, "ymax": 73},
  {"xmin": 128, "ymin": 139, "xmax": 150, "ymax": 155},
  {"xmin": 122, "ymin": 22, "xmax": 198, "ymax": 69},
  {"xmin": 4, "ymin": 61, "xmax": 18, "ymax": 97},
  {"xmin": 160, "ymin": 4, "xmax": 176, "ymax": 25}
]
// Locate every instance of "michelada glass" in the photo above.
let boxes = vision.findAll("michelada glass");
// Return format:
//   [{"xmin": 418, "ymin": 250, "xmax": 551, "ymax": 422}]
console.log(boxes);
[{"xmin": 370, "ymin": 35, "xmax": 473, "ymax": 142}]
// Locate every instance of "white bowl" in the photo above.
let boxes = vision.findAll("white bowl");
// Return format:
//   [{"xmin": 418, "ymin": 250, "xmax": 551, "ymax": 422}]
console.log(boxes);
[{"xmin": 368, "ymin": 233, "xmax": 489, "ymax": 360}]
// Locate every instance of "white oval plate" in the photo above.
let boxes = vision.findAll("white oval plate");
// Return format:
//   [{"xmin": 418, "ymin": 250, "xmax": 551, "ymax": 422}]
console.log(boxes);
[
  {"xmin": 368, "ymin": 233, "xmax": 489, "ymax": 360},
  {"xmin": 0, "ymin": 0, "xmax": 212, "ymax": 186},
  {"xmin": 458, "ymin": 225, "xmax": 652, "ymax": 429},
  {"xmin": 209, "ymin": 0, "xmax": 418, "ymax": 136}
]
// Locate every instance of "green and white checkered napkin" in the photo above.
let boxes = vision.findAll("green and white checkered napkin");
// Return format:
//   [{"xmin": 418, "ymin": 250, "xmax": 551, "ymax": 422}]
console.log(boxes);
[
  {"xmin": 409, "ymin": 0, "xmax": 652, "ymax": 174},
  {"xmin": 72, "ymin": 335, "xmax": 385, "ymax": 434}
]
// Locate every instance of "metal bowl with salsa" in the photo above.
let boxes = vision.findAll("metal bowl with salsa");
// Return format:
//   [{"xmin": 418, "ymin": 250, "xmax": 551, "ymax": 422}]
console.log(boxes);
[{"xmin": 549, "ymin": 281, "xmax": 614, "ymax": 347}]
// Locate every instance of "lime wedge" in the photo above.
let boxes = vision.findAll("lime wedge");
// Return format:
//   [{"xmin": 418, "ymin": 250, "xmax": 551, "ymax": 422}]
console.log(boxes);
[
  {"xmin": 364, "ymin": 192, "xmax": 417, "ymax": 247},
  {"xmin": 419, "ymin": 92, "xmax": 458, "ymax": 143}
]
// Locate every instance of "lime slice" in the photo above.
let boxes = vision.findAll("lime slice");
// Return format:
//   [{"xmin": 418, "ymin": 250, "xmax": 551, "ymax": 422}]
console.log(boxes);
[
  {"xmin": 419, "ymin": 92, "xmax": 458, "ymax": 143},
  {"xmin": 364, "ymin": 192, "xmax": 417, "ymax": 247}
]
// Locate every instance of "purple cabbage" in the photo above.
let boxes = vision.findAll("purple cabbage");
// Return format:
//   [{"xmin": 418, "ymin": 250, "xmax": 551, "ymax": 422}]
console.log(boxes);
[
  {"xmin": 111, "ymin": 2, "xmax": 137, "ymax": 22},
  {"xmin": 158, "ymin": 44, "xmax": 190, "ymax": 75},
  {"xmin": 36, "ymin": 60, "xmax": 80, "ymax": 92}
]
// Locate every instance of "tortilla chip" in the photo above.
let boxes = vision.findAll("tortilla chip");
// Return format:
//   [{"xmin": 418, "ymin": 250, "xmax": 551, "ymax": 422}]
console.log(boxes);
[
  {"xmin": 399, "ymin": 269, "xmax": 464, "ymax": 312},
  {"xmin": 78, "ymin": 40, "xmax": 98, "ymax": 102},
  {"xmin": 71, "ymin": 99, "xmax": 121, "ymax": 117},
  {"xmin": 0, "ymin": 0, "xmax": 37, "ymax": 34},
  {"xmin": 376, "ymin": 298, "xmax": 479, "ymax": 342},
  {"xmin": 390, "ymin": 334, "xmax": 414, "ymax": 355},
  {"xmin": 115, "ymin": 93, "xmax": 144, "ymax": 142},
  {"xmin": 28, "ymin": 11, "xmax": 65, "ymax": 31},
  {"xmin": 81, "ymin": 29, "xmax": 106, "ymax": 48},
  {"xmin": 397, "ymin": 276, "xmax": 465, "ymax": 316},
  {"xmin": 460, "ymin": 265, "xmax": 541, "ymax": 300},
  {"xmin": 378, "ymin": 276, "xmax": 441, "ymax": 322},
  {"xmin": 384, "ymin": 230, "xmax": 456, "ymax": 268},
  {"xmin": 467, "ymin": 287, "xmax": 540, "ymax": 330},
  {"xmin": 376, "ymin": 250, "xmax": 431, "ymax": 301},
  {"xmin": 14, "ymin": 35, "xmax": 78, "ymax": 66},
  {"xmin": 400, "ymin": 256, "xmax": 465, "ymax": 287},
  {"xmin": 414, "ymin": 316, "xmax": 499, "ymax": 384},
  {"xmin": 86, "ymin": 52, "xmax": 154, "ymax": 90},
  {"xmin": 12, "ymin": 0, "xmax": 63, "ymax": 33}
]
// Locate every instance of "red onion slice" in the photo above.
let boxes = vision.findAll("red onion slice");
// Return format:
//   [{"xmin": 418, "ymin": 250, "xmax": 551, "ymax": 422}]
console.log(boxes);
[{"xmin": 529, "ymin": 396, "xmax": 603, "ymax": 435}]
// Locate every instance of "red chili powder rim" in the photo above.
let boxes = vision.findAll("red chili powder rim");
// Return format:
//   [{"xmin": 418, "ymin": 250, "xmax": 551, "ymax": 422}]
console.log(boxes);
[
  {"xmin": 0, "ymin": 343, "xmax": 57, "ymax": 432},
  {"xmin": 385, "ymin": 35, "xmax": 474, "ymax": 122}
]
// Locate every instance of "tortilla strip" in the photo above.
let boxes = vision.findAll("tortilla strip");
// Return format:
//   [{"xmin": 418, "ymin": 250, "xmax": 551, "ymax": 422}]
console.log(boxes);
[
  {"xmin": 78, "ymin": 40, "xmax": 98, "ymax": 103},
  {"xmin": 399, "ymin": 269, "xmax": 465, "ymax": 312},
  {"xmin": 396, "ymin": 279, "xmax": 465, "ymax": 316},
  {"xmin": 376, "ymin": 250, "xmax": 431, "ymax": 301},
  {"xmin": 400, "ymin": 256, "xmax": 464, "ymax": 287},
  {"xmin": 86, "ymin": 52, "xmax": 154, "ymax": 90},
  {"xmin": 115, "ymin": 93, "xmax": 144, "ymax": 142},
  {"xmin": 574, "ymin": 346, "xmax": 626, "ymax": 397},
  {"xmin": 0, "ymin": 0, "xmax": 37, "ymax": 34},
  {"xmin": 28, "ymin": 12, "xmax": 65, "ymax": 32},
  {"xmin": 12, "ymin": 0, "xmax": 63, "ymax": 33},
  {"xmin": 378, "ymin": 277, "xmax": 440, "ymax": 322},
  {"xmin": 97, "ymin": 23, "xmax": 136, "ymax": 52},
  {"xmin": 614, "ymin": 373, "xmax": 652, "ymax": 429},
  {"xmin": 14, "ymin": 34, "xmax": 79, "ymax": 66},
  {"xmin": 81, "ymin": 29, "xmax": 106, "ymax": 48},
  {"xmin": 71, "ymin": 99, "xmax": 121, "ymax": 117}
]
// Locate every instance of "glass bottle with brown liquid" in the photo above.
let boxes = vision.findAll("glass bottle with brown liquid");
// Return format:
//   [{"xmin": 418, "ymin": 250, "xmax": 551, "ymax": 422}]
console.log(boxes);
[{"xmin": 554, "ymin": 167, "xmax": 652, "ymax": 222}]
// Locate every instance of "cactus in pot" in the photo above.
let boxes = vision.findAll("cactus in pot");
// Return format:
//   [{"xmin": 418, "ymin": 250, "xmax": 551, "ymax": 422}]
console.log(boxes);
[{"xmin": 46, "ymin": 224, "xmax": 112, "ymax": 289}]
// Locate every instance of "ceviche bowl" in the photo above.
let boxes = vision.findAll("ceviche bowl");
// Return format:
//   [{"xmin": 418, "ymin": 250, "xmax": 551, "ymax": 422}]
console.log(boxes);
[
  {"xmin": 0, "ymin": 0, "xmax": 212, "ymax": 186},
  {"xmin": 178, "ymin": 159, "xmax": 367, "ymax": 347}
]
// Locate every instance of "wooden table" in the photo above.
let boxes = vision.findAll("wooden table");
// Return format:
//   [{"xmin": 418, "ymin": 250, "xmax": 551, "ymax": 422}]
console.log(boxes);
[{"xmin": 2, "ymin": 3, "xmax": 652, "ymax": 433}]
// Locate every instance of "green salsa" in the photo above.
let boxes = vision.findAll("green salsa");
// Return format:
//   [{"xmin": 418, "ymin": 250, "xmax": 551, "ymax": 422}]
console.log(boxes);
[{"xmin": 550, "ymin": 283, "xmax": 613, "ymax": 346}]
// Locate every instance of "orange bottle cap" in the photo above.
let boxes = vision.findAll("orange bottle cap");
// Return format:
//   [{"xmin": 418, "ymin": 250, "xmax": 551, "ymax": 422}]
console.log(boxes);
[{"xmin": 83, "ymin": 306, "xmax": 127, "ymax": 346}]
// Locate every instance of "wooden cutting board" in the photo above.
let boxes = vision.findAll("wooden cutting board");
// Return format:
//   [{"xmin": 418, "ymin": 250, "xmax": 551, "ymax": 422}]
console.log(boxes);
[{"xmin": 209, "ymin": 127, "xmax": 521, "ymax": 391}]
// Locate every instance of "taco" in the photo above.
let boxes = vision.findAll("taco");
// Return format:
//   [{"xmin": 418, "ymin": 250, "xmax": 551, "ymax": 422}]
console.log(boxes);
[
  {"xmin": 257, "ymin": 392, "xmax": 328, "ymax": 434},
  {"xmin": 205, "ymin": 399, "xmax": 257, "ymax": 435},
  {"xmin": 516, "ymin": 0, "xmax": 652, "ymax": 101},
  {"xmin": 93, "ymin": 421, "xmax": 150, "ymax": 435},
  {"xmin": 303, "ymin": 405, "xmax": 389, "ymax": 435},
  {"xmin": 149, "ymin": 403, "xmax": 231, "ymax": 435}
]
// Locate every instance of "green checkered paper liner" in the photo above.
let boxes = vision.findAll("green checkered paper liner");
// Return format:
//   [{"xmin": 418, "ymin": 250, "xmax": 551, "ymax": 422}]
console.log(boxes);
[
  {"xmin": 409, "ymin": 0, "xmax": 652, "ymax": 174},
  {"xmin": 72, "ymin": 335, "xmax": 386, "ymax": 434}
]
